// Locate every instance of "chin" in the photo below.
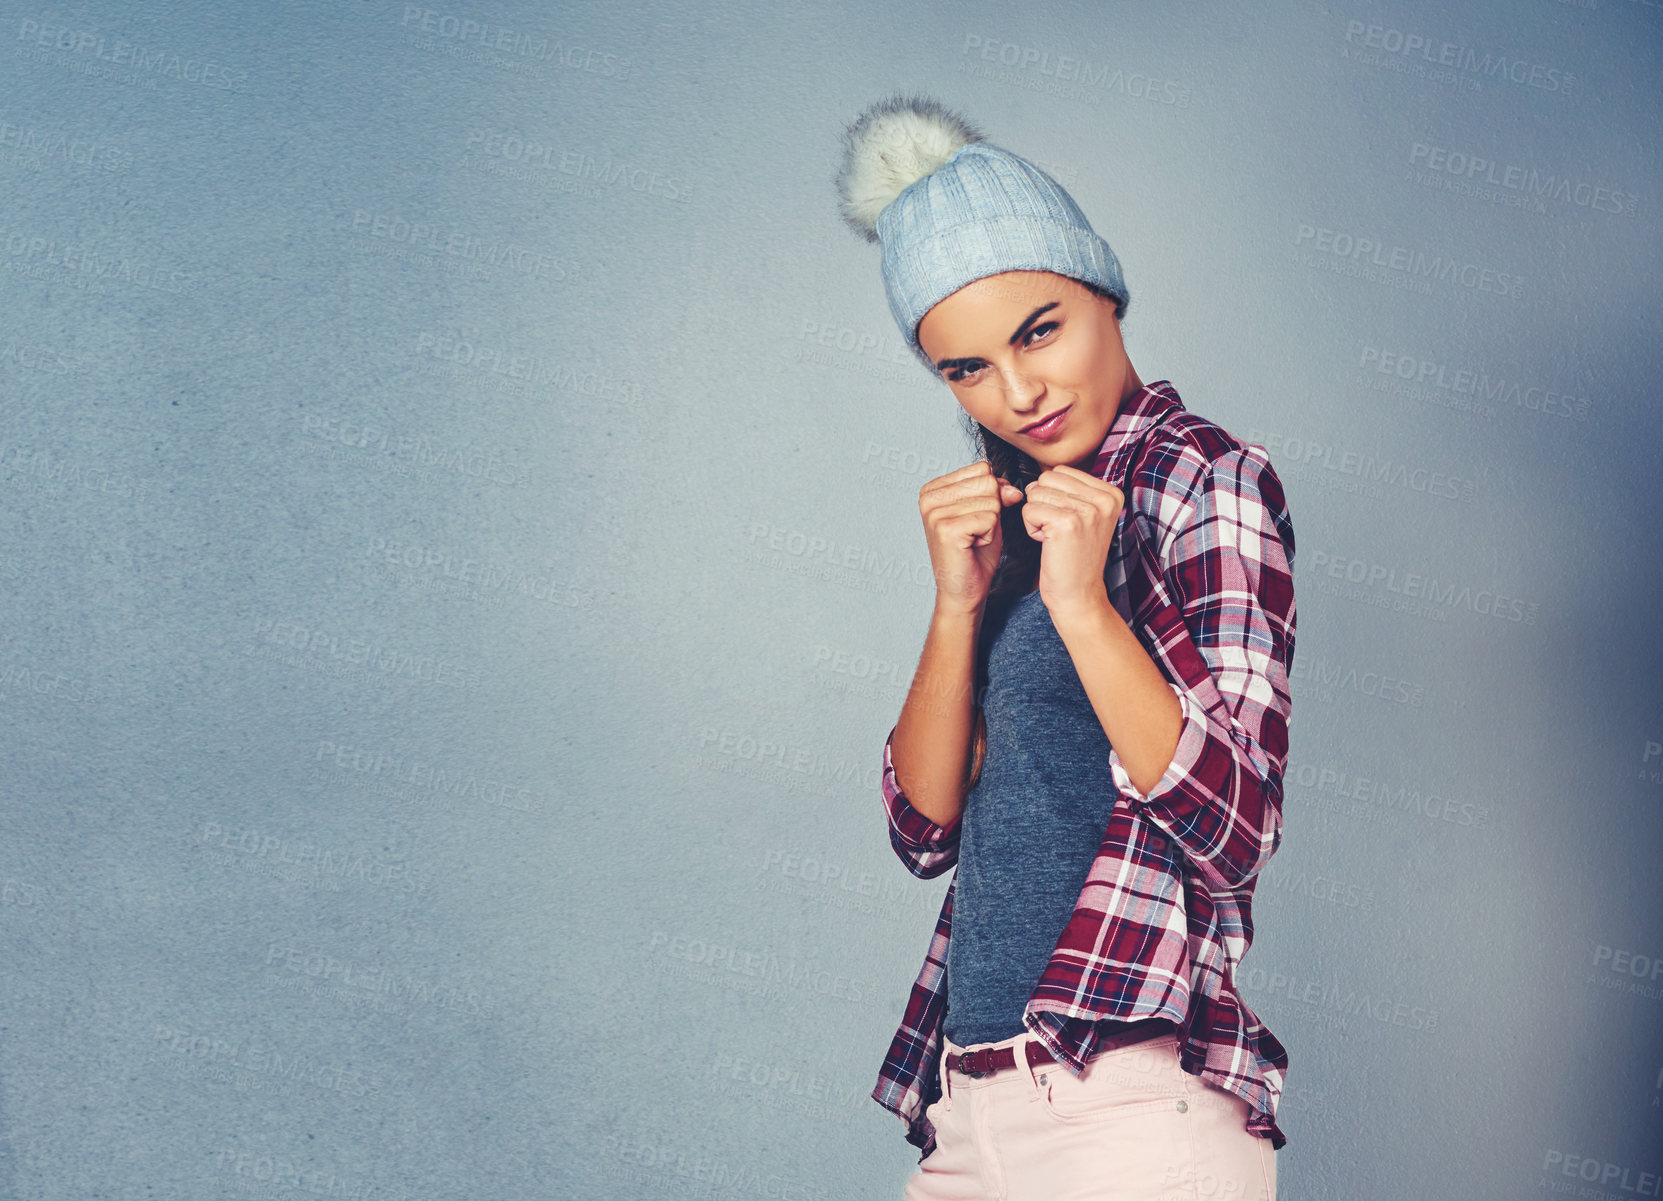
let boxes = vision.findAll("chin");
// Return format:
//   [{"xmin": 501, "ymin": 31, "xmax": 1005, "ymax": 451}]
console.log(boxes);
[{"xmin": 1033, "ymin": 442, "xmax": 1077, "ymax": 468}]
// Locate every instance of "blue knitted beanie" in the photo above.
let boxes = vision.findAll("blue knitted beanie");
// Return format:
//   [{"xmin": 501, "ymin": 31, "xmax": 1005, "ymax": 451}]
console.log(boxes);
[{"xmin": 835, "ymin": 93, "xmax": 1129, "ymax": 373}]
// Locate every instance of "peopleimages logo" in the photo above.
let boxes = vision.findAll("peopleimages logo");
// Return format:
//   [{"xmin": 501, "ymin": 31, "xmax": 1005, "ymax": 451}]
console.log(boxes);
[
  {"xmin": 15, "ymin": 18, "xmax": 251, "ymax": 90},
  {"xmin": 958, "ymin": 34, "xmax": 1193, "ymax": 108},
  {"xmin": 1247, "ymin": 426, "xmax": 1477, "ymax": 504},
  {"xmin": 0, "ymin": 116, "xmax": 134, "ymax": 173},
  {"xmin": 1357, "ymin": 346, "xmax": 1591, "ymax": 421},
  {"xmin": 399, "ymin": 7, "xmax": 632, "ymax": 79},
  {"xmin": 1409, "ymin": 142, "xmax": 1638, "ymax": 217},
  {"xmin": 1306, "ymin": 550, "xmax": 1540, "ymax": 625},
  {"xmin": 1341, "ymin": 21, "xmax": 1575, "ymax": 94},
  {"xmin": 1296, "ymin": 224, "xmax": 1524, "ymax": 298}
]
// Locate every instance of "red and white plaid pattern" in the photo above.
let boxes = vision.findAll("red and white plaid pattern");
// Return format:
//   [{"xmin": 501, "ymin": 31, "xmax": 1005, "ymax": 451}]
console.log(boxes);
[{"xmin": 871, "ymin": 380, "xmax": 1297, "ymax": 1159}]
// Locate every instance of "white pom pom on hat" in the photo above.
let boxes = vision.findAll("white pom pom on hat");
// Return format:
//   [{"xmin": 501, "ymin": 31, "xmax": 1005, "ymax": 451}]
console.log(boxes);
[
  {"xmin": 832, "ymin": 92, "xmax": 1130, "ymax": 372},
  {"xmin": 835, "ymin": 93, "xmax": 985, "ymax": 244}
]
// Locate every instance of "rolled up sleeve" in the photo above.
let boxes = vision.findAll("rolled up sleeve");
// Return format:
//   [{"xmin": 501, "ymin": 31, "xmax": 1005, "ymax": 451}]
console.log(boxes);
[
  {"xmin": 1108, "ymin": 447, "xmax": 1296, "ymax": 893},
  {"xmin": 881, "ymin": 723, "xmax": 962, "ymax": 879}
]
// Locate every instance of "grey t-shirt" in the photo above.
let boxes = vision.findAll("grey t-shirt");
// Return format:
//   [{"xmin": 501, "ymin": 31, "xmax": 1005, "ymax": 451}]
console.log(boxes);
[{"xmin": 942, "ymin": 587, "xmax": 1120, "ymax": 1047}]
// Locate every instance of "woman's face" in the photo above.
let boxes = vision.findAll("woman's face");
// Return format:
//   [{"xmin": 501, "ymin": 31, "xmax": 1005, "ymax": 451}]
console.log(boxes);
[{"xmin": 915, "ymin": 270, "xmax": 1141, "ymax": 472}]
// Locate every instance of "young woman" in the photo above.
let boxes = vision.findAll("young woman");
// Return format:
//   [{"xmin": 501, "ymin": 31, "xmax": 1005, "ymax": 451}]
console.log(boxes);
[{"xmin": 835, "ymin": 95, "xmax": 1297, "ymax": 1200}]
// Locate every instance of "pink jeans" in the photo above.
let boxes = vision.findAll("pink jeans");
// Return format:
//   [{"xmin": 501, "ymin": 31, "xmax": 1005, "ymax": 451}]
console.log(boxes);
[{"xmin": 902, "ymin": 1029, "xmax": 1276, "ymax": 1201}]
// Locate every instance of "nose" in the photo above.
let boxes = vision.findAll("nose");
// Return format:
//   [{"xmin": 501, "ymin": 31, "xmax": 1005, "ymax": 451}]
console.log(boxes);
[{"xmin": 997, "ymin": 364, "xmax": 1044, "ymax": 410}]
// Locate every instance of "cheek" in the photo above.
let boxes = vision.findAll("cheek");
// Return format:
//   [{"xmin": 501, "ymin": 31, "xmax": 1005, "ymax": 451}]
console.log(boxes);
[
  {"xmin": 1071, "ymin": 337, "xmax": 1118, "ymax": 379},
  {"xmin": 948, "ymin": 395, "xmax": 979, "ymax": 424},
  {"xmin": 954, "ymin": 391, "xmax": 999, "ymax": 425},
  {"xmin": 1045, "ymin": 356, "xmax": 1095, "ymax": 394},
  {"xmin": 1062, "ymin": 345, "xmax": 1122, "ymax": 397}
]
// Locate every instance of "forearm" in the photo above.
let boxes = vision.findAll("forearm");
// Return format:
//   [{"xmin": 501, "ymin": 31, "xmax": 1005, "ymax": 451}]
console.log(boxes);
[
  {"xmin": 1049, "ymin": 589, "xmax": 1183, "ymax": 797},
  {"xmin": 889, "ymin": 603, "xmax": 983, "ymax": 827}
]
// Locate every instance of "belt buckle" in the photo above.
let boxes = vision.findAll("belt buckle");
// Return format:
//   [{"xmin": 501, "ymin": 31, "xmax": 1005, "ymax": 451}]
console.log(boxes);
[{"xmin": 957, "ymin": 1050, "xmax": 990, "ymax": 1078}]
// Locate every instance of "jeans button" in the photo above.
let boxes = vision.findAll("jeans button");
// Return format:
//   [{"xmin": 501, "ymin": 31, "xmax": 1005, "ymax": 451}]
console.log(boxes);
[{"xmin": 1175, "ymin": 1099, "xmax": 1188, "ymax": 1113}]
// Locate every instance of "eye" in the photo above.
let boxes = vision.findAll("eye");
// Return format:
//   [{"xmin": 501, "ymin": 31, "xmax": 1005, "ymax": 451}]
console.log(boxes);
[{"xmin": 942, "ymin": 321, "xmax": 1060, "ymax": 383}]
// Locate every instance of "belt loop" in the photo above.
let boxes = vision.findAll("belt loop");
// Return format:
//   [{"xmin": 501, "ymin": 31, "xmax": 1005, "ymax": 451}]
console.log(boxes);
[
  {"xmin": 1022, "ymin": 1035, "xmax": 1050, "ymax": 1095},
  {"xmin": 939, "ymin": 1042, "xmax": 954, "ymax": 1104}
]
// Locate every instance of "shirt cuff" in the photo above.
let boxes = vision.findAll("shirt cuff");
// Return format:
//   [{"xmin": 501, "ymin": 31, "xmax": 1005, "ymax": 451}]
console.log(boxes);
[{"xmin": 1109, "ymin": 683, "xmax": 1202, "ymax": 805}]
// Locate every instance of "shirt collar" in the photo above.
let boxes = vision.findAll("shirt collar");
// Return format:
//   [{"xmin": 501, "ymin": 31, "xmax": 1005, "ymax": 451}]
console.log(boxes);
[{"xmin": 1088, "ymin": 379, "xmax": 1184, "ymax": 486}]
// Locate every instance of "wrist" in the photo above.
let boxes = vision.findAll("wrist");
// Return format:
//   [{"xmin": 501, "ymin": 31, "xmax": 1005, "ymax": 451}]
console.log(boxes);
[
  {"xmin": 1042, "ymin": 583, "xmax": 1113, "ymax": 632},
  {"xmin": 930, "ymin": 598, "xmax": 984, "ymax": 630}
]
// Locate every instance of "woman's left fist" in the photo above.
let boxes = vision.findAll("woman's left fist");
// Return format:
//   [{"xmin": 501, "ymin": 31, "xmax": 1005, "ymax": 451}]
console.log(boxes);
[{"xmin": 1020, "ymin": 465, "xmax": 1124, "ymax": 615}]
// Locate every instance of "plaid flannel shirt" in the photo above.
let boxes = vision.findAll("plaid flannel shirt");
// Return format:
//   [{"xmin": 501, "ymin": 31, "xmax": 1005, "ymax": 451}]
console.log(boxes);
[{"xmin": 871, "ymin": 380, "xmax": 1296, "ymax": 1160}]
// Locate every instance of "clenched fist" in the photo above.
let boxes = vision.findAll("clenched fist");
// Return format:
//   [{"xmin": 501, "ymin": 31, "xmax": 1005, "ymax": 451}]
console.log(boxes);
[
  {"xmin": 1020, "ymin": 464, "xmax": 1124, "ymax": 619},
  {"xmin": 917, "ymin": 461, "xmax": 1025, "ymax": 618}
]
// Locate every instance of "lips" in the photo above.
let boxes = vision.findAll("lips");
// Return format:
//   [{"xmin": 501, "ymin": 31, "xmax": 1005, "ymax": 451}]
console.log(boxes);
[{"xmin": 1020, "ymin": 404, "xmax": 1071, "ymax": 440}]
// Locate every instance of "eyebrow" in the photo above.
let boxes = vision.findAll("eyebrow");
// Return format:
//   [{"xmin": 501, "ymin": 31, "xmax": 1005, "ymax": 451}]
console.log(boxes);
[{"xmin": 933, "ymin": 303, "xmax": 1061, "ymax": 372}]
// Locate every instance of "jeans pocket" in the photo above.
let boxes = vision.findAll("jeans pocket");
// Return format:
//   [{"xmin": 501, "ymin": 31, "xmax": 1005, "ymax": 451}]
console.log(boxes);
[
  {"xmin": 1257, "ymin": 1136, "xmax": 1277, "ymax": 1200},
  {"xmin": 1039, "ymin": 1037, "xmax": 1187, "ymax": 1124},
  {"xmin": 924, "ymin": 1085, "xmax": 952, "ymax": 1121}
]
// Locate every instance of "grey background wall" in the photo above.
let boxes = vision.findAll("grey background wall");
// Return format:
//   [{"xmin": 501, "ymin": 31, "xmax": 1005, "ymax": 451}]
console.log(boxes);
[{"xmin": 2, "ymin": 0, "xmax": 1659, "ymax": 1197}]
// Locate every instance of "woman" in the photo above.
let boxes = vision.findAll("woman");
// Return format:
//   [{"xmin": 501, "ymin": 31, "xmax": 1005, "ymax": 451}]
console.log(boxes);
[{"xmin": 835, "ymin": 95, "xmax": 1296, "ymax": 1200}]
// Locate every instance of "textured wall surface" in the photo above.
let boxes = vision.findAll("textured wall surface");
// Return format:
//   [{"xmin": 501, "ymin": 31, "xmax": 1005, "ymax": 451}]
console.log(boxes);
[{"xmin": 2, "ymin": 1, "xmax": 1660, "ymax": 1197}]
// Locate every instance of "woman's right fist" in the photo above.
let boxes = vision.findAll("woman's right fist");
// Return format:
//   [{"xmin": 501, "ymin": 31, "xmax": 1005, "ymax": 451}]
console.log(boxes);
[{"xmin": 917, "ymin": 461, "xmax": 1025, "ymax": 616}]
